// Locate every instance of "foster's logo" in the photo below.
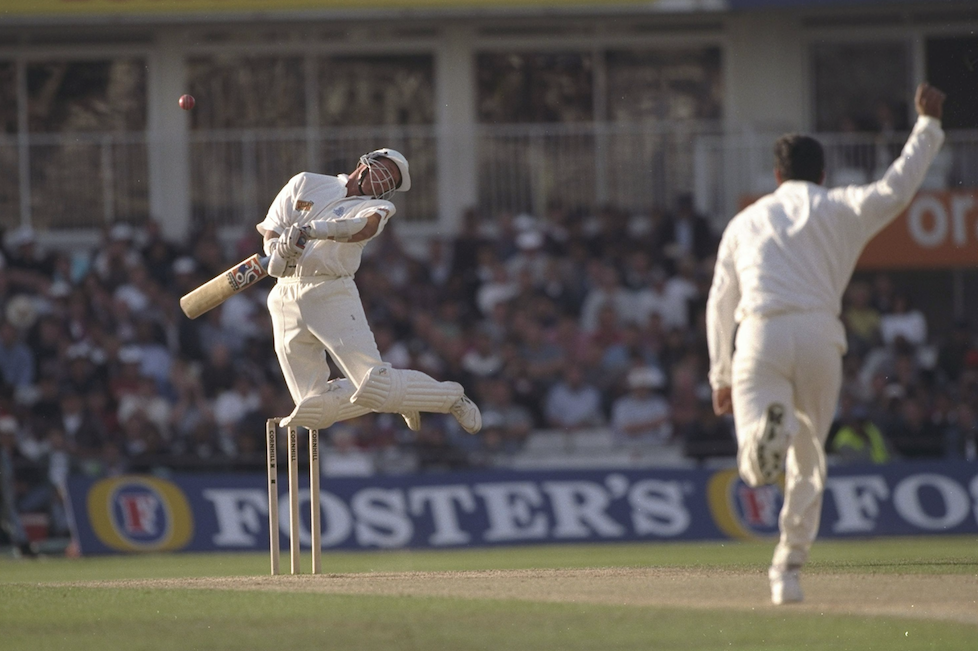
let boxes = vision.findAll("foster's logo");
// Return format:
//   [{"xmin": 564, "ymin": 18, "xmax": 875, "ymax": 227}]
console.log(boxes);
[
  {"xmin": 87, "ymin": 476, "xmax": 194, "ymax": 552},
  {"xmin": 706, "ymin": 469, "xmax": 782, "ymax": 540}
]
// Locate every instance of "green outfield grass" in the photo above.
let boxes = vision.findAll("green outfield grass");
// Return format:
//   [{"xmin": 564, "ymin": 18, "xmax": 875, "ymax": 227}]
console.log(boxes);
[{"xmin": 2, "ymin": 536, "xmax": 976, "ymax": 651}]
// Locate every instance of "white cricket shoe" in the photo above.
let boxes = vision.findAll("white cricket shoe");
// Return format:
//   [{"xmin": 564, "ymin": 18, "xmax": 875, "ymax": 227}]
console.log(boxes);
[
  {"xmin": 402, "ymin": 411, "xmax": 421, "ymax": 432},
  {"xmin": 769, "ymin": 565, "xmax": 803, "ymax": 605},
  {"xmin": 450, "ymin": 395, "xmax": 482, "ymax": 434}
]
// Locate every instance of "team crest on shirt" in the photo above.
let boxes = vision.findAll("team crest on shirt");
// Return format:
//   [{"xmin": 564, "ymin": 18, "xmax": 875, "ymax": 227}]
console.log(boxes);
[
  {"xmin": 295, "ymin": 200, "xmax": 314, "ymax": 211},
  {"xmin": 334, "ymin": 206, "xmax": 346, "ymax": 216}
]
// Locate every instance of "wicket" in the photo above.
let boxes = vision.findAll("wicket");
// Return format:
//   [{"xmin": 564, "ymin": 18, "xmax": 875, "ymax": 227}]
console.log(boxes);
[{"xmin": 265, "ymin": 418, "xmax": 321, "ymax": 575}]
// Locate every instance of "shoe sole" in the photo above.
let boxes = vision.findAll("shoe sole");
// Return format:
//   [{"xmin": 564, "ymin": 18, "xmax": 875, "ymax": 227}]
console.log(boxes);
[
  {"xmin": 756, "ymin": 404, "xmax": 788, "ymax": 484},
  {"xmin": 451, "ymin": 397, "xmax": 482, "ymax": 434}
]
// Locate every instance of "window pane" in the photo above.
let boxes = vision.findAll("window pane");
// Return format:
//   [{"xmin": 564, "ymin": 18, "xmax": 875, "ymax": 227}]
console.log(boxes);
[
  {"xmin": 813, "ymin": 42, "xmax": 910, "ymax": 132},
  {"xmin": 606, "ymin": 47, "xmax": 723, "ymax": 122},
  {"xmin": 187, "ymin": 55, "xmax": 306, "ymax": 129},
  {"xmin": 0, "ymin": 61, "xmax": 15, "ymax": 135},
  {"xmin": 477, "ymin": 52, "xmax": 593, "ymax": 123},
  {"xmin": 318, "ymin": 55, "xmax": 434, "ymax": 126},
  {"xmin": 926, "ymin": 36, "xmax": 978, "ymax": 130},
  {"xmin": 27, "ymin": 59, "xmax": 146, "ymax": 133},
  {"xmin": 29, "ymin": 139, "xmax": 150, "ymax": 230},
  {"xmin": 0, "ymin": 61, "xmax": 17, "ymax": 229}
]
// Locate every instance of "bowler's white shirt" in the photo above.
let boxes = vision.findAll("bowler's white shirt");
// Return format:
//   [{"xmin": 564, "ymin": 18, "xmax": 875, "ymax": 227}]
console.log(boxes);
[{"xmin": 707, "ymin": 116, "xmax": 944, "ymax": 390}]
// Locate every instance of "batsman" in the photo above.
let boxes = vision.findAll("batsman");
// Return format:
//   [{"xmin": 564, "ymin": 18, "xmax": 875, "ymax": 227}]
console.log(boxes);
[
  {"xmin": 258, "ymin": 148, "xmax": 482, "ymax": 435},
  {"xmin": 706, "ymin": 82, "xmax": 946, "ymax": 605}
]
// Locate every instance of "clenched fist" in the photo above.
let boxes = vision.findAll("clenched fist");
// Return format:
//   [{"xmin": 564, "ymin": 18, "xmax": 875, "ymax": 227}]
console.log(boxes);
[{"xmin": 915, "ymin": 82, "xmax": 946, "ymax": 120}]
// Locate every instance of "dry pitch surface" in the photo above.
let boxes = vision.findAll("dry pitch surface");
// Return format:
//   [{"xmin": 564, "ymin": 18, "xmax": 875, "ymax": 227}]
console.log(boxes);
[{"xmin": 64, "ymin": 567, "xmax": 978, "ymax": 625}]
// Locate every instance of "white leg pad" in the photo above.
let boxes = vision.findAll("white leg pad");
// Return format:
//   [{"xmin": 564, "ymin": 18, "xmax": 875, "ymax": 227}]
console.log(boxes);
[
  {"xmin": 351, "ymin": 365, "xmax": 463, "ymax": 414},
  {"xmin": 281, "ymin": 379, "xmax": 370, "ymax": 429}
]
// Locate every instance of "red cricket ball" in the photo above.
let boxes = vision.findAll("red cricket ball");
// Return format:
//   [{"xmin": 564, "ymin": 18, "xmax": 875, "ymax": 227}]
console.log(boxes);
[{"xmin": 178, "ymin": 94, "xmax": 195, "ymax": 111}]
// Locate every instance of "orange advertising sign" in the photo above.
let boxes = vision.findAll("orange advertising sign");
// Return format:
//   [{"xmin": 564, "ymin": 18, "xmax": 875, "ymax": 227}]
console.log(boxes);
[{"xmin": 857, "ymin": 191, "xmax": 978, "ymax": 269}]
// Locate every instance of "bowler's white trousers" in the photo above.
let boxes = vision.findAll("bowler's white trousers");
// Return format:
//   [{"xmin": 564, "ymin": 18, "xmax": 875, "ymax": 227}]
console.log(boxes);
[{"xmin": 732, "ymin": 311, "xmax": 845, "ymax": 569}]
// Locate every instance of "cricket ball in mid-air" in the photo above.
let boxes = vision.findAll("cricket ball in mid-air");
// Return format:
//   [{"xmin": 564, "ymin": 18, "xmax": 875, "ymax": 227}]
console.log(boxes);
[{"xmin": 178, "ymin": 94, "xmax": 195, "ymax": 111}]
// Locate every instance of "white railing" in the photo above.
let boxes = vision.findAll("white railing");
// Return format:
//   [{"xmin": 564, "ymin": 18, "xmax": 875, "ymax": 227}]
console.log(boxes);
[
  {"xmin": 694, "ymin": 129, "xmax": 978, "ymax": 226},
  {"xmin": 4, "ymin": 125, "xmax": 977, "ymax": 239},
  {"xmin": 478, "ymin": 120, "xmax": 723, "ymax": 219},
  {"xmin": 0, "ymin": 132, "xmax": 149, "ymax": 232},
  {"xmin": 188, "ymin": 125, "xmax": 440, "ymax": 229}
]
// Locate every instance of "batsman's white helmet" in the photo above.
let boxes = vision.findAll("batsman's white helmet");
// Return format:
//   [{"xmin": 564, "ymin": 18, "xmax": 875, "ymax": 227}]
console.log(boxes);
[{"xmin": 360, "ymin": 147, "xmax": 411, "ymax": 199}]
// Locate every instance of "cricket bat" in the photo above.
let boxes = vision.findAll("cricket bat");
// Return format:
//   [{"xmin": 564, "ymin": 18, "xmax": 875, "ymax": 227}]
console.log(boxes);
[{"xmin": 179, "ymin": 253, "xmax": 270, "ymax": 319}]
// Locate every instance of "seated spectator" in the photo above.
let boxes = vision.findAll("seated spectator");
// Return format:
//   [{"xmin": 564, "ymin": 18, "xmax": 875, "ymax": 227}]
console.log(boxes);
[
  {"xmin": 375, "ymin": 323, "xmax": 412, "ymax": 370},
  {"xmin": 610, "ymin": 366, "xmax": 672, "ymax": 447},
  {"xmin": 461, "ymin": 326, "xmax": 504, "ymax": 379},
  {"xmin": 543, "ymin": 362, "xmax": 605, "ymax": 431},
  {"xmin": 944, "ymin": 402, "xmax": 977, "ymax": 461},
  {"xmin": 886, "ymin": 395, "xmax": 945, "ymax": 459},
  {"xmin": 620, "ymin": 249, "xmax": 656, "ymax": 291},
  {"xmin": 414, "ymin": 416, "xmax": 470, "ymax": 472},
  {"xmin": 586, "ymin": 302, "xmax": 625, "ymax": 351},
  {"xmin": 131, "ymin": 318, "xmax": 173, "ymax": 393},
  {"xmin": 119, "ymin": 410, "xmax": 166, "ymax": 465},
  {"xmin": 0, "ymin": 319, "xmax": 35, "ymax": 389},
  {"xmin": 92, "ymin": 222, "xmax": 143, "ymax": 290},
  {"xmin": 681, "ymin": 390, "xmax": 737, "ymax": 462},
  {"xmin": 212, "ymin": 375, "xmax": 260, "ymax": 457},
  {"xmin": 168, "ymin": 359, "xmax": 214, "ymax": 448},
  {"xmin": 842, "ymin": 281, "xmax": 881, "ymax": 354},
  {"xmin": 322, "ymin": 425, "xmax": 375, "ymax": 477},
  {"xmin": 109, "ymin": 345, "xmax": 146, "ymax": 403},
  {"xmin": 633, "ymin": 266, "xmax": 685, "ymax": 331},
  {"xmin": 505, "ymin": 228, "xmax": 551, "ymax": 285},
  {"xmin": 198, "ymin": 342, "xmax": 236, "ymax": 400},
  {"xmin": 600, "ymin": 324, "xmax": 657, "ymax": 381},
  {"xmin": 663, "ymin": 255, "xmax": 700, "ymax": 326},
  {"xmin": 516, "ymin": 315, "xmax": 565, "ymax": 388},
  {"xmin": 477, "ymin": 377, "xmax": 534, "ymax": 453},
  {"xmin": 880, "ymin": 292, "xmax": 926, "ymax": 347},
  {"xmin": 655, "ymin": 192, "xmax": 717, "ymax": 269},
  {"xmin": 58, "ymin": 391, "xmax": 105, "ymax": 462},
  {"xmin": 117, "ymin": 375, "xmax": 172, "ymax": 443},
  {"xmin": 935, "ymin": 319, "xmax": 976, "ymax": 385},
  {"xmin": 475, "ymin": 259, "xmax": 518, "ymax": 317},
  {"xmin": 829, "ymin": 403, "xmax": 894, "ymax": 464},
  {"xmin": 579, "ymin": 263, "xmax": 634, "ymax": 333}
]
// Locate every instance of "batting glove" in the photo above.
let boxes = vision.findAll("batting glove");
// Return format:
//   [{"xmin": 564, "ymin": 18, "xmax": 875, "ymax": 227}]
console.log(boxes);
[{"xmin": 281, "ymin": 224, "xmax": 308, "ymax": 260}]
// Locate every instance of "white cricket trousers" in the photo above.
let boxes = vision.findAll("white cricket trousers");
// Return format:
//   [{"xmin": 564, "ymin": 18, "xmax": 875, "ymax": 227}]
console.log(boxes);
[
  {"xmin": 268, "ymin": 275, "xmax": 383, "ymax": 403},
  {"xmin": 732, "ymin": 311, "xmax": 845, "ymax": 569}
]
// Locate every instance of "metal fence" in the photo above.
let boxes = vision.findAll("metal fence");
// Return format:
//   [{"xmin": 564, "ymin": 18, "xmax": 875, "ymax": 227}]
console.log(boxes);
[
  {"xmin": 694, "ymin": 129, "xmax": 978, "ymax": 227},
  {"xmin": 188, "ymin": 126, "xmax": 440, "ymax": 229},
  {"xmin": 0, "ymin": 132, "xmax": 149, "ymax": 233},
  {"xmin": 478, "ymin": 121, "xmax": 722, "ymax": 219},
  {"xmin": 3, "ymin": 124, "xmax": 977, "ymax": 239}
]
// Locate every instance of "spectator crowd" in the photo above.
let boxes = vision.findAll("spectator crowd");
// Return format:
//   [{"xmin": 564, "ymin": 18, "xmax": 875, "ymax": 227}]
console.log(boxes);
[{"xmin": 1, "ymin": 193, "xmax": 977, "ymax": 552}]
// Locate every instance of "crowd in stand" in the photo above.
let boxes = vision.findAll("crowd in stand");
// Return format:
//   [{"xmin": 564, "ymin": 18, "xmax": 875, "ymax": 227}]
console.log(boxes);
[{"xmin": 1, "ymin": 194, "xmax": 977, "ymax": 550}]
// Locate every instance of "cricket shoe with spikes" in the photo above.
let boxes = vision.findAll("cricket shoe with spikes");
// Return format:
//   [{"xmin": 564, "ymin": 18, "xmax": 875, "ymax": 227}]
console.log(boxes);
[
  {"xmin": 450, "ymin": 395, "xmax": 482, "ymax": 434},
  {"xmin": 755, "ymin": 403, "xmax": 789, "ymax": 485}
]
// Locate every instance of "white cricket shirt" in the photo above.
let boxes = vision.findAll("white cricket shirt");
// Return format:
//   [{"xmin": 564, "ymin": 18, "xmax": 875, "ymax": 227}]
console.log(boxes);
[
  {"xmin": 256, "ymin": 172, "xmax": 395, "ymax": 278},
  {"xmin": 707, "ymin": 116, "xmax": 944, "ymax": 389}
]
